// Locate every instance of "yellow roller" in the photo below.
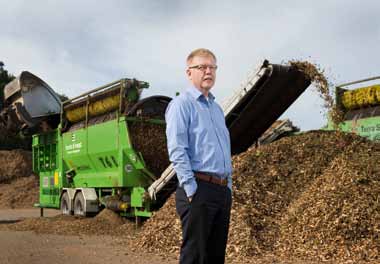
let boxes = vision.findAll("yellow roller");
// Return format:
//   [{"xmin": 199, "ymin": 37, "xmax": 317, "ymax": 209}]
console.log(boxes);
[
  {"xmin": 65, "ymin": 94, "xmax": 120, "ymax": 123},
  {"xmin": 341, "ymin": 90, "xmax": 354, "ymax": 109},
  {"xmin": 65, "ymin": 106, "xmax": 85, "ymax": 123},
  {"xmin": 376, "ymin": 86, "xmax": 380, "ymax": 102},
  {"xmin": 342, "ymin": 84, "xmax": 380, "ymax": 110}
]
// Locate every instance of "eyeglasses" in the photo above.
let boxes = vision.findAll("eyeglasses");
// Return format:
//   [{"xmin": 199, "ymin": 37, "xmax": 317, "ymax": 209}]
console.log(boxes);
[{"xmin": 188, "ymin": 64, "xmax": 218, "ymax": 72}]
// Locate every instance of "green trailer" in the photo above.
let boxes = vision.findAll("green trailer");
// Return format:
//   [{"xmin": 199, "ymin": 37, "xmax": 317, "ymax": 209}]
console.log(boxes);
[
  {"xmin": 32, "ymin": 78, "xmax": 172, "ymax": 218},
  {"xmin": 326, "ymin": 76, "xmax": 380, "ymax": 140}
]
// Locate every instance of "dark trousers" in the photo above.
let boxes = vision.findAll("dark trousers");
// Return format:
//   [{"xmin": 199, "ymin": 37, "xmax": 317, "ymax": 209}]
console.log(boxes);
[{"xmin": 175, "ymin": 180, "xmax": 232, "ymax": 264}]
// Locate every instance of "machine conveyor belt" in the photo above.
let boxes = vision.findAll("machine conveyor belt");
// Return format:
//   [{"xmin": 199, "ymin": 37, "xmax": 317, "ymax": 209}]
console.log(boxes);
[{"xmin": 225, "ymin": 60, "xmax": 311, "ymax": 155}]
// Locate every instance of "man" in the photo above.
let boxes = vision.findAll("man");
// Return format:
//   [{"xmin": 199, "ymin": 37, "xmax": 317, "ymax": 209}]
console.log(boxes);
[{"xmin": 165, "ymin": 48, "xmax": 232, "ymax": 264}]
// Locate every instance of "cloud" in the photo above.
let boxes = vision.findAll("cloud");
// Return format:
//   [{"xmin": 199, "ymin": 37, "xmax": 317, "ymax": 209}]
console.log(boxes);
[{"xmin": 1, "ymin": 0, "xmax": 379, "ymax": 130}]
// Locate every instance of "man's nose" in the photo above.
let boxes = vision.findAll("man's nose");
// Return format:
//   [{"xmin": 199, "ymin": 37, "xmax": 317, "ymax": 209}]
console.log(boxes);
[{"xmin": 205, "ymin": 67, "xmax": 213, "ymax": 74}]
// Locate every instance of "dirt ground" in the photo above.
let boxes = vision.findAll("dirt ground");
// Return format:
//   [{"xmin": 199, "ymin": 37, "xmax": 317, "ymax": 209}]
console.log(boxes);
[
  {"xmin": 0, "ymin": 208, "xmax": 327, "ymax": 264},
  {"xmin": 0, "ymin": 227, "xmax": 325, "ymax": 264},
  {"xmin": 0, "ymin": 210, "xmax": 354, "ymax": 264},
  {"xmin": 0, "ymin": 230, "xmax": 176, "ymax": 264},
  {"xmin": 0, "ymin": 149, "xmax": 177, "ymax": 264}
]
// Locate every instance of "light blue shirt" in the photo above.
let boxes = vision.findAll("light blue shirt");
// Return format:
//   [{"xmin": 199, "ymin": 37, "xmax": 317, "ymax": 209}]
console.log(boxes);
[{"xmin": 165, "ymin": 86, "xmax": 232, "ymax": 197}]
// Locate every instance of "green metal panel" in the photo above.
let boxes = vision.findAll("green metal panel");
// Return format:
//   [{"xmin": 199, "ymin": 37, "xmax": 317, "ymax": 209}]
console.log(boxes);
[
  {"xmin": 131, "ymin": 187, "xmax": 145, "ymax": 207},
  {"xmin": 61, "ymin": 117, "xmax": 154, "ymax": 189},
  {"xmin": 33, "ymin": 130, "xmax": 61, "ymax": 208},
  {"xmin": 62, "ymin": 120, "xmax": 119, "ymax": 188},
  {"xmin": 327, "ymin": 115, "xmax": 380, "ymax": 141},
  {"xmin": 326, "ymin": 81, "xmax": 380, "ymax": 141}
]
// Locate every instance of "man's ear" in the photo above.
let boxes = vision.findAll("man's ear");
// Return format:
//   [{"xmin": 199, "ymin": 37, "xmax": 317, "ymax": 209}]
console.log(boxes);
[{"xmin": 186, "ymin": 68, "xmax": 192, "ymax": 80}]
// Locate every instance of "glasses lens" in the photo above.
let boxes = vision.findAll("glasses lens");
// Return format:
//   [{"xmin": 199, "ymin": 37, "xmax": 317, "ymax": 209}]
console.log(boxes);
[{"xmin": 190, "ymin": 65, "xmax": 217, "ymax": 71}]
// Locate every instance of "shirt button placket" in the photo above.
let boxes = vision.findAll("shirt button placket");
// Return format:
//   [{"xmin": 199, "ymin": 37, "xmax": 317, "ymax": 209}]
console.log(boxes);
[{"xmin": 208, "ymin": 102, "xmax": 227, "ymax": 176}]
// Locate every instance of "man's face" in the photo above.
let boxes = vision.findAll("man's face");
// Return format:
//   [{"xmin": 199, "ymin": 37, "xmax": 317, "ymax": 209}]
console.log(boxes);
[{"xmin": 186, "ymin": 55, "xmax": 217, "ymax": 95}]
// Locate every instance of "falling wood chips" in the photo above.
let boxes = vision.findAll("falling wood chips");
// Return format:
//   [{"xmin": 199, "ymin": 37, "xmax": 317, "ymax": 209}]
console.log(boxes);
[
  {"xmin": 133, "ymin": 131, "xmax": 380, "ymax": 263},
  {"xmin": 289, "ymin": 60, "xmax": 345, "ymax": 125}
]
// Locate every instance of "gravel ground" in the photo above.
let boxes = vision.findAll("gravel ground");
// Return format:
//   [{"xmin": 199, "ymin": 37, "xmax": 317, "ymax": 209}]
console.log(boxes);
[{"xmin": 0, "ymin": 230, "xmax": 176, "ymax": 264}]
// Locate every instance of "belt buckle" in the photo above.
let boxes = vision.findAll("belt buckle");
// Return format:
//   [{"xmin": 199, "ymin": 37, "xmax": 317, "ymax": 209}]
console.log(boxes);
[
  {"xmin": 218, "ymin": 178, "xmax": 223, "ymax": 185},
  {"xmin": 216, "ymin": 177, "xmax": 225, "ymax": 186}
]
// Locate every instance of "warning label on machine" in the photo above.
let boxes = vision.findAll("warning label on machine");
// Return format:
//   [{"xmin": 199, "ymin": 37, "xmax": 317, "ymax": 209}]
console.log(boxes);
[{"xmin": 65, "ymin": 142, "xmax": 83, "ymax": 154}]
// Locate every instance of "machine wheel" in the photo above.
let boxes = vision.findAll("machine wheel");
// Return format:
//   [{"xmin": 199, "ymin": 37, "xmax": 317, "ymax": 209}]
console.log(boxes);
[
  {"xmin": 60, "ymin": 192, "xmax": 72, "ymax": 215},
  {"xmin": 73, "ymin": 191, "xmax": 86, "ymax": 216}
]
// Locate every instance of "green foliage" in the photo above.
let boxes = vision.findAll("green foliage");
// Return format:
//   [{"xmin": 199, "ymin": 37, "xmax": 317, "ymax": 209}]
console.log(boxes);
[
  {"xmin": 0, "ymin": 133, "xmax": 31, "ymax": 150},
  {"xmin": 58, "ymin": 93, "xmax": 69, "ymax": 102},
  {"xmin": 0, "ymin": 62, "xmax": 15, "ymax": 110},
  {"xmin": 0, "ymin": 62, "xmax": 30, "ymax": 150}
]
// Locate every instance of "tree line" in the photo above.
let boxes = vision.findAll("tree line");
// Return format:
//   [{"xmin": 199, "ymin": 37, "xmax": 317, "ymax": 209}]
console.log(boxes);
[{"xmin": 0, "ymin": 61, "xmax": 15, "ymax": 110}]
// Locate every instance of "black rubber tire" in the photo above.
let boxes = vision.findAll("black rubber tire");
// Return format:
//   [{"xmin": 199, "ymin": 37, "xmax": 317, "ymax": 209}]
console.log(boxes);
[
  {"xmin": 60, "ymin": 192, "xmax": 72, "ymax": 215},
  {"xmin": 73, "ymin": 192, "xmax": 86, "ymax": 216}
]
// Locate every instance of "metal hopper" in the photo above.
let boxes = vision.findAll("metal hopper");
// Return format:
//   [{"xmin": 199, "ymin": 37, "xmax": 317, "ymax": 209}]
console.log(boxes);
[{"xmin": 0, "ymin": 71, "xmax": 61, "ymax": 134}]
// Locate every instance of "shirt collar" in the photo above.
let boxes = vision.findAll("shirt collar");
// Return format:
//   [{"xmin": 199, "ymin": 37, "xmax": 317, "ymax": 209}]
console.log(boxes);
[{"xmin": 186, "ymin": 86, "xmax": 215, "ymax": 102}]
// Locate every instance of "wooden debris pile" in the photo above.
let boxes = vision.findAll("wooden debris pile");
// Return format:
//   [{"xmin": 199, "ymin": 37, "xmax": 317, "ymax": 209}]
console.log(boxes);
[
  {"xmin": 132, "ymin": 131, "xmax": 380, "ymax": 263},
  {"xmin": 228, "ymin": 130, "xmax": 363, "ymax": 260},
  {"xmin": 134, "ymin": 193, "xmax": 182, "ymax": 254},
  {"xmin": 277, "ymin": 140, "xmax": 380, "ymax": 262},
  {"xmin": 129, "ymin": 121, "xmax": 170, "ymax": 177},
  {"xmin": 0, "ymin": 175, "xmax": 38, "ymax": 209},
  {"xmin": 0, "ymin": 150, "xmax": 32, "ymax": 183}
]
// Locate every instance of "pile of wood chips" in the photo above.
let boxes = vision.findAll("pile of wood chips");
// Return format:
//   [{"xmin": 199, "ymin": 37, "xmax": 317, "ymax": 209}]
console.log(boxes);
[
  {"xmin": 0, "ymin": 150, "xmax": 32, "ymax": 183},
  {"xmin": 0, "ymin": 175, "xmax": 38, "ymax": 209},
  {"xmin": 128, "ymin": 121, "xmax": 170, "ymax": 178},
  {"xmin": 133, "ymin": 131, "xmax": 380, "ymax": 263},
  {"xmin": 277, "ymin": 138, "xmax": 380, "ymax": 262},
  {"xmin": 135, "ymin": 194, "xmax": 182, "ymax": 254}
]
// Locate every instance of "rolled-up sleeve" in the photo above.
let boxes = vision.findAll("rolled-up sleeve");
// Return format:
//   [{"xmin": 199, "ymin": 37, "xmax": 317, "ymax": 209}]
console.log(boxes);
[{"xmin": 165, "ymin": 99, "xmax": 197, "ymax": 197}]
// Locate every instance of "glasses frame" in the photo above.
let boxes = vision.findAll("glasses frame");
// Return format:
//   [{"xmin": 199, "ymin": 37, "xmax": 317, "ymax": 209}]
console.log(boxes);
[{"xmin": 188, "ymin": 64, "xmax": 218, "ymax": 72}]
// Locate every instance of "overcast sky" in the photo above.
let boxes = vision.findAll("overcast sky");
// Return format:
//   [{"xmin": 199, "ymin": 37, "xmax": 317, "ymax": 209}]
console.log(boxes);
[{"xmin": 1, "ymin": 0, "xmax": 380, "ymax": 130}]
